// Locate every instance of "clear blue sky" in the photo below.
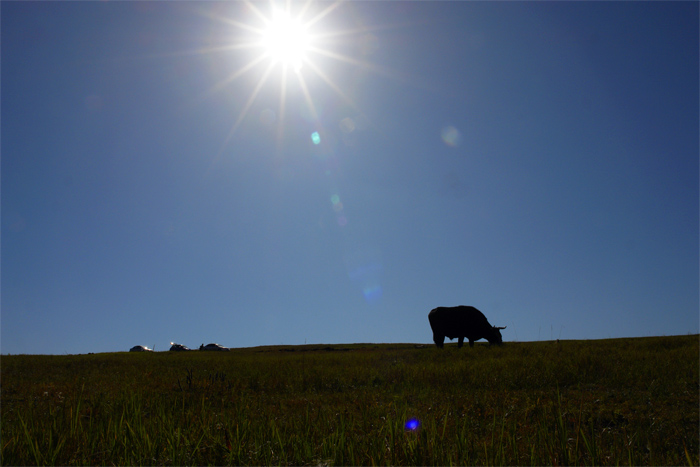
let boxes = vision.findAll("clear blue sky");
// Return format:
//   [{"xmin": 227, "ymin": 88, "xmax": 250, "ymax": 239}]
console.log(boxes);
[{"xmin": 2, "ymin": 1, "xmax": 698, "ymax": 354}]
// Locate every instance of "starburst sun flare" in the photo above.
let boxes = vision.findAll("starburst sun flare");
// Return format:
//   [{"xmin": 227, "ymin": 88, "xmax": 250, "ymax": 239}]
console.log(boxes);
[{"xmin": 199, "ymin": 0, "xmax": 383, "ymax": 150}]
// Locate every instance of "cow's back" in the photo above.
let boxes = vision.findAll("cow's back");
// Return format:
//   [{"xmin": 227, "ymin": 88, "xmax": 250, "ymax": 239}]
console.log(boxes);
[{"xmin": 430, "ymin": 306, "xmax": 490, "ymax": 336}]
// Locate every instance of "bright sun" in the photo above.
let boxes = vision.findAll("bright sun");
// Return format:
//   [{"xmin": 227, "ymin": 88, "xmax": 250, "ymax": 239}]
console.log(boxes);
[
  {"xmin": 199, "ymin": 0, "xmax": 382, "ymax": 149},
  {"xmin": 262, "ymin": 10, "xmax": 310, "ymax": 71}
]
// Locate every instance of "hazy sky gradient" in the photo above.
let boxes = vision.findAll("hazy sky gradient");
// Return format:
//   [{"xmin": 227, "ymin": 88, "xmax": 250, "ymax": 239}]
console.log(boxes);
[{"xmin": 3, "ymin": 1, "xmax": 698, "ymax": 354}]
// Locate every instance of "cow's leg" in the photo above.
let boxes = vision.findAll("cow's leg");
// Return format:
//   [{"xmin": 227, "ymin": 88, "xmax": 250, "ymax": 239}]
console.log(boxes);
[
  {"xmin": 469, "ymin": 338, "xmax": 475, "ymax": 347},
  {"xmin": 458, "ymin": 337, "xmax": 464, "ymax": 348},
  {"xmin": 433, "ymin": 333, "xmax": 445, "ymax": 349}
]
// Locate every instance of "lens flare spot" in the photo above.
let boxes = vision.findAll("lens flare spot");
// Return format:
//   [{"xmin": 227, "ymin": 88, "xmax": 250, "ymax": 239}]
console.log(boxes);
[
  {"xmin": 441, "ymin": 126, "xmax": 462, "ymax": 147},
  {"xmin": 300, "ymin": 99, "xmax": 324, "ymax": 123},
  {"xmin": 362, "ymin": 285, "xmax": 382, "ymax": 302},
  {"xmin": 337, "ymin": 216, "xmax": 348, "ymax": 226},
  {"xmin": 339, "ymin": 117, "xmax": 356, "ymax": 134},
  {"xmin": 345, "ymin": 248, "xmax": 382, "ymax": 302},
  {"xmin": 331, "ymin": 194, "xmax": 340, "ymax": 205},
  {"xmin": 405, "ymin": 418, "xmax": 420, "ymax": 431},
  {"xmin": 311, "ymin": 132, "xmax": 321, "ymax": 145}
]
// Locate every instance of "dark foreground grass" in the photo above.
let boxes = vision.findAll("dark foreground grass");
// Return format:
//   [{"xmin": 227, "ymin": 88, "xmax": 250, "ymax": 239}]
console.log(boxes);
[{"xmin": 1, "ymin": 336, "xmax": 698, "ymax": 466}]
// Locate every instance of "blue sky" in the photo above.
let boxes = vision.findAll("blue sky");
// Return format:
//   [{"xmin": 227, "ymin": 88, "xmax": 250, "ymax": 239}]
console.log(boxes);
[{"xmin": 2, "ymin": 1, "xmax": 698, "ymax": 354}]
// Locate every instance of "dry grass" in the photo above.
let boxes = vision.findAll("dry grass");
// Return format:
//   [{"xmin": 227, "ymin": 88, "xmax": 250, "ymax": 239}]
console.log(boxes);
[{"xmin": 2, "ymin": 336, "xmax": 698, "ymax": 465}]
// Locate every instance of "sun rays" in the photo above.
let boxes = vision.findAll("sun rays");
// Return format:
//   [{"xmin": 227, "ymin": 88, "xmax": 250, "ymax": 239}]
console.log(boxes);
[{"xmin": 196, "ymin": 0, "xmax": 382, "ymax": 154}]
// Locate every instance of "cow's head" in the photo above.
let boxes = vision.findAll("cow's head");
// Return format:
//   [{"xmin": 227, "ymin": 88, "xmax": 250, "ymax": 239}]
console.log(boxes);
[{"xmin": 487, "ymin": 326, "xmax": 507, "ymax": 345}]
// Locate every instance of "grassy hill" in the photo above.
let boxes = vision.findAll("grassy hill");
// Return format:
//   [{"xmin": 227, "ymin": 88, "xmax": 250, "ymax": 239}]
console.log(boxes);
[{"xmin": 2, "ymin": 335, "xmax": 698, "ymax": 465}]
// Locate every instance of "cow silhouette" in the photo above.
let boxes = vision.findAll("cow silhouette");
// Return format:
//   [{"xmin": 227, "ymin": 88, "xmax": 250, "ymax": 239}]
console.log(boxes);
[{"xmin": 429, "ymin": 306, "xmax": 506, "ymax": 348}]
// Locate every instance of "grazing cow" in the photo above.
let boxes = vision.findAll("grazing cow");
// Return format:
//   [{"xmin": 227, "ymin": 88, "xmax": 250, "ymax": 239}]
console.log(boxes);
[{"xmin": 428, "ymin": 306, "xmax": 506, "ymax": 348}]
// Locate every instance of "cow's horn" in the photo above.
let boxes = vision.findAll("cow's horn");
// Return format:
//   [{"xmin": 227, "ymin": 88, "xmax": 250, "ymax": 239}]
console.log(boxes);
[{"xmin": 496, "ymin": 326, "xmax": 507, "ymax": 329}]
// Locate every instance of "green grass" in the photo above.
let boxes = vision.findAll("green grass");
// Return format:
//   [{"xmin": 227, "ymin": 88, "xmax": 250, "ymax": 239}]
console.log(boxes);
[{"xmin": 2, "ymin": 336, "xmax": 698, "ymax": 465}]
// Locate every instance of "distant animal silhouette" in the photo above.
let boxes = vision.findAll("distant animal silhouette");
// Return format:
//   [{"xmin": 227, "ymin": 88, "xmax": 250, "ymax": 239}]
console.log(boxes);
[{"xmin": 428, "ymin": 306, "xmax": 506, "ymax": 348}]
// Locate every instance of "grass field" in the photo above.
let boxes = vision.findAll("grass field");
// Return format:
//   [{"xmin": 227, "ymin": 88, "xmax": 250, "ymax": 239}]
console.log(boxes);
[{"xmin": 2, "ymin": 335, "xmax": 698, "ymax": 466}]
